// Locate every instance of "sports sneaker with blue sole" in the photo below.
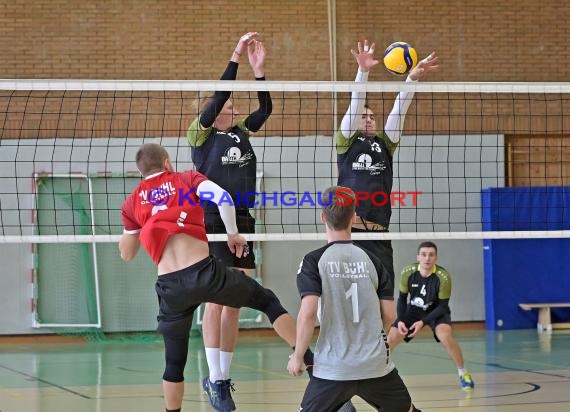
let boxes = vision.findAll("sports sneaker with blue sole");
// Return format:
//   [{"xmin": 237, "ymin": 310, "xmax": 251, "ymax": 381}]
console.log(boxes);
[
  {"xmin": 459, "ymin": 372, "xmax": 474, "ymax": 390},
  {"xmin": 202, "ymin": 376, "xmax": 236, "ymax": 411}
]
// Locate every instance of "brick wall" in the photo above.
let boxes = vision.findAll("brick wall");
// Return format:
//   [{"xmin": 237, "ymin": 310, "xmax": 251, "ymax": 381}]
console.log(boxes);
[
  {"xmin": 1, "ymin": 0, "xmax": 569, "ymax": 148},
  {"xmin": 1, "ymin": 0, "xmax": 567, "ymax": 81}
]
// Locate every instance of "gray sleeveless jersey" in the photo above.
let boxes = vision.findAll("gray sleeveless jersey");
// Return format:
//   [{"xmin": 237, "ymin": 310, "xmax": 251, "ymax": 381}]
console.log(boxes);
[{"xmin": 297, "ymin": 240, "xmax": 395, "ymax": 380}]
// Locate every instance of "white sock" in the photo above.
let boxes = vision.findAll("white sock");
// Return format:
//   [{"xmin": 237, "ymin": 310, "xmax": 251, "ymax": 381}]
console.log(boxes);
[
  {"xmin": 220, "ymin": 351, "xmax": 234, "ymax": 380},
  {"xmin": 458, "ymin": 367, "xmax": 466, "ymax": 376},
  {"xmin": 205, "ymin": 347, "xmax": 222, "ymax": 382}
]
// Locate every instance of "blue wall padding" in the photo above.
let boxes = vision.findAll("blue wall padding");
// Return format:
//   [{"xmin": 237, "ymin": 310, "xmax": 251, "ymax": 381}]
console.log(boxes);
[{"xmin": 482, "ymin": 187, "xmax": 570, "ymax": 330}]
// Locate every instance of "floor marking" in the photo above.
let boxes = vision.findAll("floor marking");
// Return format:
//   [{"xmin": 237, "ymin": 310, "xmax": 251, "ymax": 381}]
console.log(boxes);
[{"xmin": 0, "ymin": 364, "xmax": 91, "ymax": 399}]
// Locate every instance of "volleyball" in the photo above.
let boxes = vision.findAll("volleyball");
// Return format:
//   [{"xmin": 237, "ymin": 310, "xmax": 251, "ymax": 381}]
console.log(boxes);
[{"xmin": 383, "ymin": 42, "xmax": 418, "ymax": 75}]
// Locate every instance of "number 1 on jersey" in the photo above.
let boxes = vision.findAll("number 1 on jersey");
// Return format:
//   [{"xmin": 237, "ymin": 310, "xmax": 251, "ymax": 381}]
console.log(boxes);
[{"xmin": 345, "ymin": 283, "xmax": 359, "ymax": 323}]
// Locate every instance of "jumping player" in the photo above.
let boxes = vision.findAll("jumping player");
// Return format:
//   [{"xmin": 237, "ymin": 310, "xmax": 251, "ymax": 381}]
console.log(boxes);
[
  {"xmin": 119, "ymin": 143, "xmax": 304, "ymax": 412},
  {"xmin": 186, "ymin": 32, "xmax": 271, "ymax": 410},
  {"xmin": 336, "ymin": 40, "xmax": 438, "ymax": 287}
]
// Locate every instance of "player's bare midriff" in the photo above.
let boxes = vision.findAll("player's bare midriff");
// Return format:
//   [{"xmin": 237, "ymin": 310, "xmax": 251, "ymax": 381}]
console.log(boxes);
[{"xmin": 157, "ymin": 233, "xmax": 210, "ymax": 275}]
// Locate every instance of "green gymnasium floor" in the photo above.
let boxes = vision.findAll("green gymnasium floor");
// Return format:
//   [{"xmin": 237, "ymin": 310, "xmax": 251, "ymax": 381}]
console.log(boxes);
[{"xmin": 1, "ymin": 328, "xmax": 569, "ymax": 411}]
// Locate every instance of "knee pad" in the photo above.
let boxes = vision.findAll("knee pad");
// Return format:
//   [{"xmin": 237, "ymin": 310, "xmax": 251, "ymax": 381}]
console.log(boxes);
[
  {"xmin": 162, "ymin": 335, "xmax": 189, "ymax": 383},
  {"xmin": 254, "ymin": 287, "xmax": 288, "ymax": 323},
  {"xmin": 163, "ymin": 360, "xmax": 185, "ymax": 383}
]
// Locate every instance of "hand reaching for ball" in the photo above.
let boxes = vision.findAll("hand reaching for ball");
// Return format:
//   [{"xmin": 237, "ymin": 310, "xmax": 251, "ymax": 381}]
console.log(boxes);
[
  {"xmin": 351, "ymin": 40, "xmax": 379, "ymax": 73},
  {"xmin": 408, "ymin": 52, "xmax": 439, "ymax": 81}
]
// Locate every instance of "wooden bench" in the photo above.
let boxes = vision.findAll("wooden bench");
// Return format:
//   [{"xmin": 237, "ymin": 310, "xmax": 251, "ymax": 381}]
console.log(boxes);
[{"xmin": 519, "ymin": 303, "xmax": 570, "ymax": 332}]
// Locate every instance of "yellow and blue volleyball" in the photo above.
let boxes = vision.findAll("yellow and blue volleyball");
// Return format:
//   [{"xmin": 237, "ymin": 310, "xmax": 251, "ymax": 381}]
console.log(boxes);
[{"xmin": 383, "ymin": 42, "xmax": 418, "ymax": 75}]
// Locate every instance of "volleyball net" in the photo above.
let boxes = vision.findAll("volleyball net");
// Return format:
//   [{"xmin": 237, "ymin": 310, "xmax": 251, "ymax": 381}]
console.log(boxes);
[
  {"xmin": 1, "ymin": 79, "xmax": 569, "ymax": 332},
  {"xmin": 2, "ymin": 80, "xmax": 570, "ymax": 242}
]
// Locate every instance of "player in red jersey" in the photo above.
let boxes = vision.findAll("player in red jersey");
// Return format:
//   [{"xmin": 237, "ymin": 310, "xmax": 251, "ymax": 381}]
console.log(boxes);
[{"xmin": 119, "ymin": 143, "xmax": 300, "ymax": 412}]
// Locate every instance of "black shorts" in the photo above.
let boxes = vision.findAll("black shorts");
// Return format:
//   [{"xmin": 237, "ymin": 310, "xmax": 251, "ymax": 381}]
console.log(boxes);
[
  {"xmin": 352, "ymin": 227, "xmax": 394, "ymax": 282},
  {"xmin": 300, "ymin": 368, "xmax": 411, "ymax": 412},
  {"xmin": 397, "ymin": 310, "xmax": 452, "ymax": 343},
  {"xmin": 205, "ymin": 209, "xmax": 256, "ymax": 269},
  {"xmin": 154, "ymin": 256, "xmax": 287, "ymax": 338}
]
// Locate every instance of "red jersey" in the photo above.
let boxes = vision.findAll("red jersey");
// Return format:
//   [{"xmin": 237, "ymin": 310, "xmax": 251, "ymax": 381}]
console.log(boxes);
[{"xmin": 121, "ymin": 170, "xmax": 209, "ymax": 264}]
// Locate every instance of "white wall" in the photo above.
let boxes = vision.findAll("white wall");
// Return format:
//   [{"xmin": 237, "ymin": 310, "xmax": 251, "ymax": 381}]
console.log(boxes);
[{"xmin": 0, "ymin": 133, "xmax": 502, "ymax": 333}]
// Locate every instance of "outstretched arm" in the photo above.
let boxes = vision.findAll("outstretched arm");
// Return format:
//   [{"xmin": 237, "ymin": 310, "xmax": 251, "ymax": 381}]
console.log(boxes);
[
  {"xmin": 288, "ymin": 295, "xmax": 318, "ymax": 376},
  {"xmin": 244, "ymin": 40, "xmax": 273, "ymax": 132},
  {"xmin": 384, "ymin": 52, "xmax": 439, "ymax": 143},
  {"xmin": 339, "ymin": 40, "xmax": 379, "ymax": 139},
  {"xmin": 199, "ymin": 32, "xmax": 260, "ymax": 129},
  {"xmin": 196, "ymin": 180, "xmax": 248, "ymax": 258}
]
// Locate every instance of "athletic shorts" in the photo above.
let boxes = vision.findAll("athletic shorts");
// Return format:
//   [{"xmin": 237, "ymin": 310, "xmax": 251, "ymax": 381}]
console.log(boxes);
[
  {"xmin": 300, "ymin": 368, "xmax": 411, "ymax": 412},
  {"xmin": 397, "ymin": 310, "xmax": 452, "ymax": 343},
  {"xmin": 352, "ymin": 227, "xmax": 394, "ymax": 282},
  {"xmin": 154, "ymin": 256, "xmax": 286, "ymax": 338},
  {"xmin": 205, "ymin": 209, "xmax": 256, "ymax": 269}
]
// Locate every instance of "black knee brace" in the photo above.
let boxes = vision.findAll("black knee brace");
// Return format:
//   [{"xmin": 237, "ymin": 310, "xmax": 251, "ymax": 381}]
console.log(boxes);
[
  {"xmin": 163, "ymin": 361, "xmax": 185, "ymax": 382},
  {"xmin": 162, "ymin": 335, "xmax": 189, "ymax": 382},
  {"xmin": 252, "ymin": 287, "xmax": 288, "ymax": 323}
]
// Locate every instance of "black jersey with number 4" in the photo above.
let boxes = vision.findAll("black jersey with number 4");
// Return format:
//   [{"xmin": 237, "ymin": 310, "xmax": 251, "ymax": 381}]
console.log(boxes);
[{"xmin": 399, "ymin": 263, "xmax": 452, "ymax": 316}]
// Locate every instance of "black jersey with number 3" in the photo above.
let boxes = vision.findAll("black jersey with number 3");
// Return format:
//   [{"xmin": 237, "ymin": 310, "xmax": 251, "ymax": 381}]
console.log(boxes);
[{"xmin": 336, "ymin": 131, "xmax": 398, "ymax": 228}]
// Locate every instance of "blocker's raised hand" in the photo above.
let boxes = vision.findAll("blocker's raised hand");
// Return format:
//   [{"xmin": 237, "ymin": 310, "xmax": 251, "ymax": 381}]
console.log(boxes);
[
  {"xmin": 235, "ymin": 31, "xmax": 260, "ymax": 56},
  {"xmin": 248, "ymin": 40, "xmax": 266, "ymax": 78},
  {"xmin": 351, "ymin": 39, "xmax": 379, "ymax": 73},
  {"xmin": 408, "ymin": 51, "xmax": 439, "ymax": 81}
]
